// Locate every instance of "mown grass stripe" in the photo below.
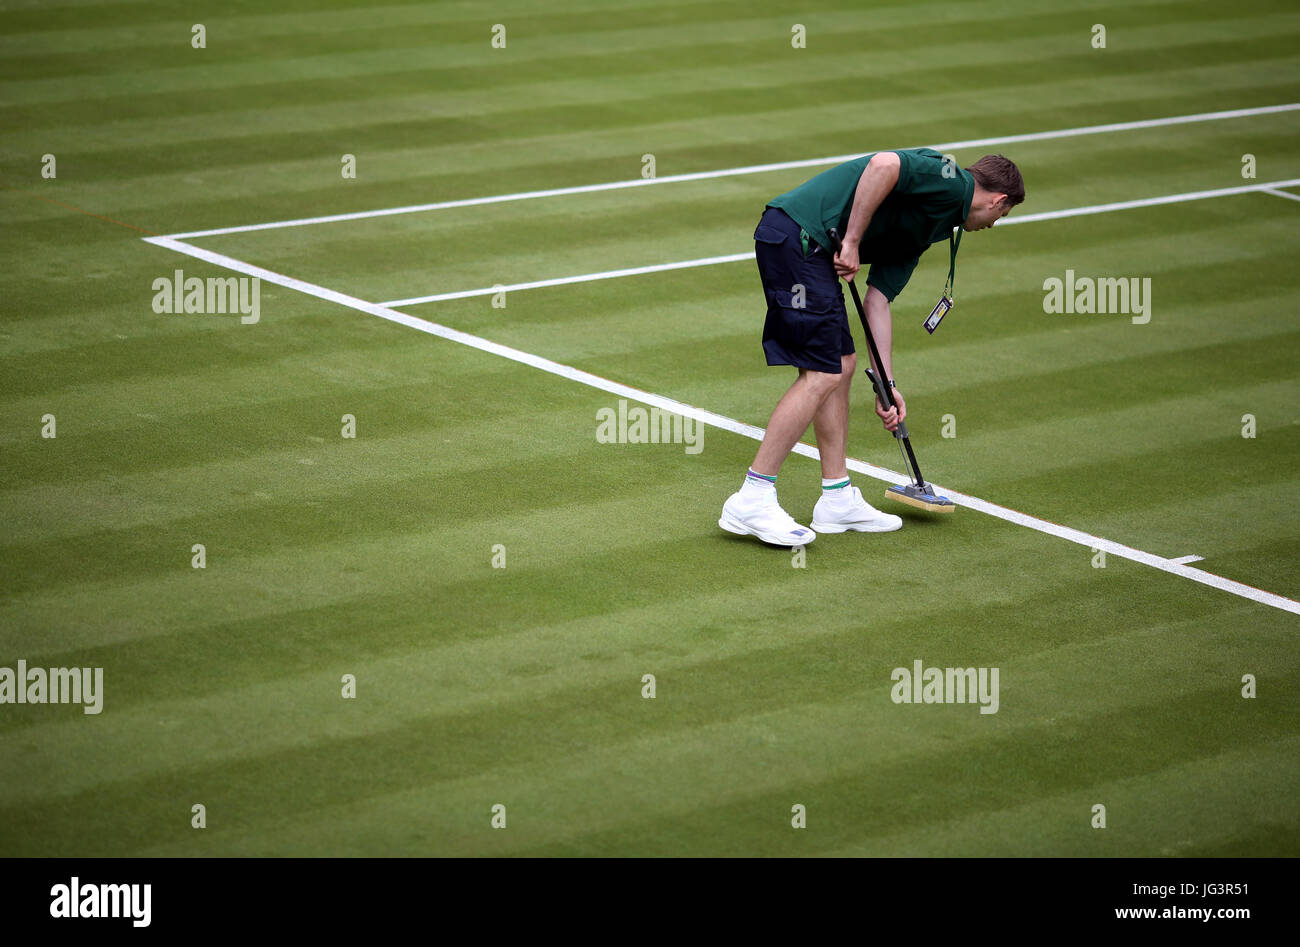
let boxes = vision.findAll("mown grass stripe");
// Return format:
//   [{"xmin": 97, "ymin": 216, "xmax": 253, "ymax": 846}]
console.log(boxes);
[{"xmin": 2, "ymin": 603, "xmax": 1286, "ymax": 836}]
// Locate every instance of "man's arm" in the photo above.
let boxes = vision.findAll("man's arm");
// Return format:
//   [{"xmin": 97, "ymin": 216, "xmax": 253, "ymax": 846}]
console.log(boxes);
[
  {"xmin": 864, "ymin": 284, "xmax": 906, "ymax": 430},
  {"xmin": 834, "ymin": 151, "xmax": 901, "ymax": 280}
]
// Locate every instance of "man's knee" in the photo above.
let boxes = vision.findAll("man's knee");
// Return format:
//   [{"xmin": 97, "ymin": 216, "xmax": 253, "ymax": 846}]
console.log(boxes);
[
  {"xmin": 841, "ymin": 353, "xmax": 857, "ymax": 378},
  {"xmin": 801, "ymin": 368, "xmax": 843, "ymax": 399}
]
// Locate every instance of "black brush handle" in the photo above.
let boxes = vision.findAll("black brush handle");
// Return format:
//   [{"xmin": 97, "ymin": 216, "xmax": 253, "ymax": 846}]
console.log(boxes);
[
  {"xmin": 828, "ymin": 227, "xmax": 925, "ymax": 487},
  {"xmin": 828, "ymin": 230, "xmax": 896, "ymax": 412}
]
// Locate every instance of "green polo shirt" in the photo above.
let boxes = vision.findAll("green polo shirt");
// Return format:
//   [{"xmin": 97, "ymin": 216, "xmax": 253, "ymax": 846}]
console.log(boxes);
[{"xmin": 767, "ymin": 147, "xmax": 974, "ymax": 301}]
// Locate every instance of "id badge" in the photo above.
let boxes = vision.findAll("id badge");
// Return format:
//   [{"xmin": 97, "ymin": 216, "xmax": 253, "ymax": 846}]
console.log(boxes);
[{"xmin": 924, "ymin": 296, "xmax": 952, "ymax": 334}]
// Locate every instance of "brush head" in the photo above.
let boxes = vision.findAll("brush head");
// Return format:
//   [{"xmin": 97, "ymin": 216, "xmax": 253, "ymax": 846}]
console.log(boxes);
[{"xmin": 886, "ymin": 482, "xmax": 955, "ymax": 513}]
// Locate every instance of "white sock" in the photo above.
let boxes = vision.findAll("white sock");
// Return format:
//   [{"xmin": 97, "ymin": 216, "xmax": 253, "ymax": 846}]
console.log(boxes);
[
  {"xmin": 740, "ymin": 467, "xmax": 777, "ymax": 498},
  {"xmin": 822, "ymin": 476, "xmax": 851, "ymax": 497}
]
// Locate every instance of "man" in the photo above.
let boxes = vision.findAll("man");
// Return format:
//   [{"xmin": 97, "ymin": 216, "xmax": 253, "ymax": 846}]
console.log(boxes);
[{"xmin": 719, "ymin": 150, "xmax": 1025, "ymax": 545}]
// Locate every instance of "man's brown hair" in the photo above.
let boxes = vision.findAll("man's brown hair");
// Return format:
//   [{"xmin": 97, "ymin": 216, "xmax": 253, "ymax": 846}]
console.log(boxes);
[{"xmin": 966, "ymin": 155, "xmax": 1025, "ymax": 206}]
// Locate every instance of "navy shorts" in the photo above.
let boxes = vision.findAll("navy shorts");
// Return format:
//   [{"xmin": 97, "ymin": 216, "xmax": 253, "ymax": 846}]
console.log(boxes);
[{"xmin": 754, "ymin": 206, "xmax": 854, "ymax": 374}]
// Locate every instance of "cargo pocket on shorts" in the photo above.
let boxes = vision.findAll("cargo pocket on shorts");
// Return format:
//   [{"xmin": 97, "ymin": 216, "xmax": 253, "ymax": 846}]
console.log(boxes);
[
  {"xmin": 768, "ymin": 285, "xmax": 837, "ymax": 317},
  {"xmin": 765, "ymin": 287, "xmax": 817, "ymax": 349}
]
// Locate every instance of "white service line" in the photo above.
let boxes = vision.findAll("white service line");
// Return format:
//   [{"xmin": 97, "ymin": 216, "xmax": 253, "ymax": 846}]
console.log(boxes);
[
  {"xmin": 1172, "ymin": 555, "xmax": 1206, "ymax": 565},
  {"xmin": 1263, "ymin": 187, "xmax": 1300, "ymax": 203},
  {"xmin": 141, "ymin": 234, "xmax": 1300, "ymax": 617},
  {"xmin": 381, "ymin": 252, "xmax": 754, "ymax": 306},
  {"xmin": 160, "ymin": 103, "xmax": 1300, "ymax": 240},
  {"xmin": 1002, "ymin": 178, "xmax": 1300, "ymax": 225},
  {"xmin": 379, "ymin": 178, "xmax": 1300, "ymax": 307}
]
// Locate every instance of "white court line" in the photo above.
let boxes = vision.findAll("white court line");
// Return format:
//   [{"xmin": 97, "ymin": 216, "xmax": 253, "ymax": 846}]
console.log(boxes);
[
  {"xmin": 160, "ymin": 103, "xmax": 1300, "ymax": 240},
  {"xmin": 1172, "ymin": 555, "xmax": 1206, "ymax": 565},
  {"xmin": 1005, "ymin": 178, "xmax": 1300, "ymax": 224},
  {"xmin": 382, "ymin": 253, "xmax": 754, "ymax": 306},
  {"xmin": 377, "ymin": 178, "xmax": 1300, "ymax": 306},
  {"xmin": 1263, "ymin": 187, "xmax": 1300, "ymax": 203},
  {"xmin": 141, "ymin": 233, "xmax": 1300, "ymax": 617}
]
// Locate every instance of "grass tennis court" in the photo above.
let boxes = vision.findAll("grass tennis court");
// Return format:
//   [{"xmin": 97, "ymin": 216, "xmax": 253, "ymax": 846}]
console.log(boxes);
[{"xmin": 1, "ymin": 0, "xmax": 1298, "ymax": 857}]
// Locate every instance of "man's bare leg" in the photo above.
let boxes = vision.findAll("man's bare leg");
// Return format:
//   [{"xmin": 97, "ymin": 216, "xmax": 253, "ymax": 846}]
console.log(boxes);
[
  {"xmin": 805, "ymin": 350, "xmax": 901, "ymax": 533},
  {"xmin": 720, "ymin": 366, "xmax": 840, "ymax": 545},
  {"xmin": 750, "ymin": 368, "xmax": 842, "ymax": 476},
  {"xmin": 811, "ymin": 353, "xmax": 856, "ymax": 479}
]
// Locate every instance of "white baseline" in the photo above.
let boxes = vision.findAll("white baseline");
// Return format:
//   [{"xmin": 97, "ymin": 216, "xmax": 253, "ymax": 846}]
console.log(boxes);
[{"xmin": 161, "ymin": 103, "xmax": 1300, "ymax": 240}]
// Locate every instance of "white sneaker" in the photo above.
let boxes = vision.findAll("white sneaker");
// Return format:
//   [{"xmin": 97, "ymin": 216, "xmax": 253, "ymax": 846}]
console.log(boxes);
[
  {"xmin": 810, "ymin": 485, "xmax": 902, "ymax": 533},
  {"xmin": 719, "ymin": 490, "xmax": 816, "ymax": 546}
]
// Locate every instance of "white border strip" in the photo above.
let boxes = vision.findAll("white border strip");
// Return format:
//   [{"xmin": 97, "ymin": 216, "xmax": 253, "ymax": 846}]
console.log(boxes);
[
  {"xmin": 1263, "ymin": 187, "xmax": 1300, "ymax": 203},
  {"xmin": 160, "ymin": 103, "xmax": 1300, "ymax": 240},
  {"xmin": 1004, "ymin": 178, "xmax": 1300, "ymax": 225},
  {"xmin": 377, "ymin": 179, "xmax": 1300, "ymax": 306},
  {"xmin": 141, "ymin": 234, "xmax": 1300, "ymax": 616},
  {"xmin": 381, "ymin": 252, "xmax": 754, "ymax": 306}
]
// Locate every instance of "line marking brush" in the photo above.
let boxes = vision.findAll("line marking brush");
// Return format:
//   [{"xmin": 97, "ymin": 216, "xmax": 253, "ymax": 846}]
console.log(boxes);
[{"xmin": 828, "ymin": 228, "xmax": 954, "ymax": 514}]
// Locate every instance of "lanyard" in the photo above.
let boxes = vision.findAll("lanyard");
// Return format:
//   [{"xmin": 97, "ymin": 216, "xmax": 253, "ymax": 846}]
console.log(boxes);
[
  {"xmin": 944, "ymin": 226, "xmax": 962, "ymax": 300},
  {"xmin": 924, "ymin": 226, "xmax": 961, "ymax": 334}
]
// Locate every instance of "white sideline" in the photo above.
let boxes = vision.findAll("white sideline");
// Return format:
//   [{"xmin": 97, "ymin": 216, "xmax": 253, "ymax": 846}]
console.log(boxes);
[
  {"xmin": 1264, "ymin": 187, "xmax": 1300, "ymax": 203},
  {"xmin": 141, "ymin": 233, "xmax": 1300, "ymax": 617},
  {"xmin": 378, "ymin": 178, "xmax": 1300, "ymax": 306},
  {"xmin": 160, "ymin": 103, "xmax": 1300, "ymax": 240},
  {"xmin": 1172, "ymin": 555, "xmax": 1206, "ymax": 565}
]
